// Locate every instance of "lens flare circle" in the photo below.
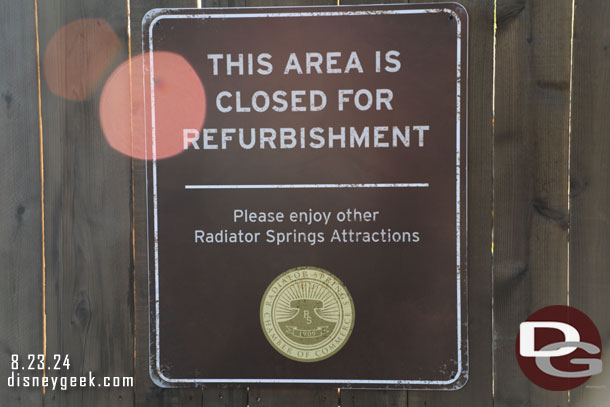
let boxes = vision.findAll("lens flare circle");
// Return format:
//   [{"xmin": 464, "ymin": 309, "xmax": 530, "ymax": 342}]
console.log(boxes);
[
  {"xmin": 100, "ymin": 51, "xmax": 206, "ymax": 160},
  {"xmin": 44, "ymin": 18, "xmax": 121, "ymax": 101}
]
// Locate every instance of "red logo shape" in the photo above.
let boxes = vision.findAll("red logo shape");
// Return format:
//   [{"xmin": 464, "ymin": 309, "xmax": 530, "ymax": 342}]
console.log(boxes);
[{"xmin": 516, "ymin": 305, "xmax": 602, "ymax": 391}]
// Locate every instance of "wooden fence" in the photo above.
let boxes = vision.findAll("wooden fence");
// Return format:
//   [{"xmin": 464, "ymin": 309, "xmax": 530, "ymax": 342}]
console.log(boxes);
[{"xmin": 1, "ymin": 0, "xmax": 608, "ymax": 406}]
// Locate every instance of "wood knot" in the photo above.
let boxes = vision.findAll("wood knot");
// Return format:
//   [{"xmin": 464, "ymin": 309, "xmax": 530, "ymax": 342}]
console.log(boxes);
[
  {"xmin": 71, "ymin": 293, "xmax": 91, "ymax": 328},
  {"xmin": 497, "ymin": 0, "xmax": 526, "ymax": 24},
  {"xmin": 2, "ymin": 92, "xmax": 12, "ymax": 109},
  {"xmin": 532, "ymin": 198, "xmax": 568, "ymax": 229},
  {"xmin": 570, "ymin": 177, "xmax": 589, "ymax": 199}
]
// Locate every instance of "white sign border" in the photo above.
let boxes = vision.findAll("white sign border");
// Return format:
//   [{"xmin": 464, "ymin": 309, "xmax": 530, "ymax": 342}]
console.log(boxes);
[{"xmin": 145, "ymin": 4, "xmax": 468, "ymax": 387}]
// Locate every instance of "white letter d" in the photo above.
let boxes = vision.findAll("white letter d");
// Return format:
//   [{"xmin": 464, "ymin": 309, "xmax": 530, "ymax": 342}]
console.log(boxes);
[{"xmin": 520, "ymin": 321, "xmax": 580, "ymax": 357}]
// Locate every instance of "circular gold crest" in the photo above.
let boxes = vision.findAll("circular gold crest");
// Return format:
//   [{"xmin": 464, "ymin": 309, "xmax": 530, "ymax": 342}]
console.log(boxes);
[{"xmin": 260, "ymin": 266, "xmax": 355, "ymax": 362}]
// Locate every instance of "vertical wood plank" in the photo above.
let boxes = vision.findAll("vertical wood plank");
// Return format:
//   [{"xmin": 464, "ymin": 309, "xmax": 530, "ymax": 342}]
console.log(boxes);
[
  {"xmin": 341, "ymin": 388, "xmax": 406, "ymax": 407},
  {"xmin": 249, "ymin": 386, "xmax": 337, "ymax": 407},
  {"xmin": 493, "ymin": 1, "xmax": 572, "ymax": 406},
  {"xmin": 39, "ymin": 1, "xmax": 134, "ymax": 406},
  {"xmin": 201, "ymin": 385, "xmax": 248, "ymax": 407},
  {"xmin": 406, "ymin": 0, "xmax": 494, "ymax": 405},
  {"xmin": 131, "ymin": 0, "xmax": 203, "ymax": 406},
  {"xmin": 569, "ymin": 0, "xmax": 610, "ymax": 405},
  {"xmin": 0, "ymin": 1, "xmax": 44, "ymax": 406}
]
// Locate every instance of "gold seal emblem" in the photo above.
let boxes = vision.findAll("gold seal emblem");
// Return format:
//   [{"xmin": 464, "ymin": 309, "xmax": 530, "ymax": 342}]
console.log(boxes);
[{"xmin": 260, "ymin": 266, "xmax": 355, "ymax": 362}]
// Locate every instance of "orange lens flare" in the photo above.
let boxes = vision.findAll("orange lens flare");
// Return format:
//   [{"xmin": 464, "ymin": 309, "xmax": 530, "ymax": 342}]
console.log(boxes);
[{"xmin": 43, "ymin": 18, "xmax": 120, "ymax": 101}]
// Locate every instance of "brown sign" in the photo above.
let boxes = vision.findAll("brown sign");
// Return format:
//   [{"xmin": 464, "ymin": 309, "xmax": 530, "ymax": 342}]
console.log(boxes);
[{"xmin": 143, "ymin": 3, "xmax": 468, "ymax": 389}]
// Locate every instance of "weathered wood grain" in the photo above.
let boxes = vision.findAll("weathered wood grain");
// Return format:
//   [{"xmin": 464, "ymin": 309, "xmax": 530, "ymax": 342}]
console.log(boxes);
[
  {"xmin": 38, "ymin": 1, "xmax": 133, "ymax": 406},
  {"xmin": 407, "ymin": 2, "xmax": 494, "ymax": 406},
  {"xmin": 0, "ymin": 1, "xmax": 44, "ymax": 406},
  {"xmin": 341, "ymin": 388, "xmax": 406, "ymax": 407},
  {"xmin": 249, "ymin": 385, "xmax": 337, "ymax": 407},
  {"xmin": 493, "ymin": 0, "xmax": 572, "ymax": 406},
  {"xmin": 569, "ymin": 0, "xmax": 610, "ymax": 405},
  {"xmin": 201, "ymin": 385, "xmax": 248, "ymax": 407}
]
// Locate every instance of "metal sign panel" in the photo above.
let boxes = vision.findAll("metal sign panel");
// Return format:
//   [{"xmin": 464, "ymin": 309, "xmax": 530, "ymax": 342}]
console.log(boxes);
[{"xmin": 143, "ymin": 3, "xmax": 468, "ymax": 389}]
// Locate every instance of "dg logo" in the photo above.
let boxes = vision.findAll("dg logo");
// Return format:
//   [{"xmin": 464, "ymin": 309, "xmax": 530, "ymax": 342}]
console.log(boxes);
[{"xmin": 516, "ymin": 305, "xmax": 603, "ymax": 391}]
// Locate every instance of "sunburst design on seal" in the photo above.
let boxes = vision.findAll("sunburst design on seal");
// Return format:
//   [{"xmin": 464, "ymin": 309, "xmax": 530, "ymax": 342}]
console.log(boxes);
[{"xmin": 260, "ymin": 266, "xmax": 355, "ymax": 362}]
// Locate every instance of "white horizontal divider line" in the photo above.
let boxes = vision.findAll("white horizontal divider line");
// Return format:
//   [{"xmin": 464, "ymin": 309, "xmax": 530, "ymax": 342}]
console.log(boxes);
[{"xmin": 184, "ymin": 183, "xmax": 429, "ymax": 190}]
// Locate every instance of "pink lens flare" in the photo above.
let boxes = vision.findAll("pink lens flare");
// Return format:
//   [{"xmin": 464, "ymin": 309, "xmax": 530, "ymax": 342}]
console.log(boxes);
[{"xmin": 100, "ymin": 51, "xmax": 206, "ymax": 160}]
